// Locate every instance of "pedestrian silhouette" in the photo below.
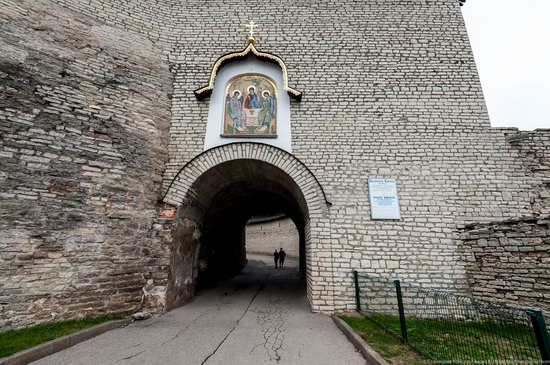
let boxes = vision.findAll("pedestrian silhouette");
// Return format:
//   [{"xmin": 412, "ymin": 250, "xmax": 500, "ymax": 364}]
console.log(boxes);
[
  {"xmin": 278, "ymin": 248, "xmax": 286, "ymax": 268},
  {"xmin": 273, "ymin": 249, "xmax": 279, "ymax": 268}
]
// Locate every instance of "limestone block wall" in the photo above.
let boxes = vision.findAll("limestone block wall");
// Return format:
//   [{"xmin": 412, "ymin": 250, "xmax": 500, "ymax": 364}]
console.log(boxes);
[
  {"xmin": 47, "ymin": 0, "xmax": 173, "ymax": 44},
  {"xmin": 458, "ymin": 129, "xmax": 550, "ymax": 312},
  {"xmin": 245, "ymin": 217, "xmax": 300, "ymax": 257},
  {"xmin": 460, "ymin": 217, "xmax": 550, "ymax": 313},
  {"xmin": 506, "ymin": 130, "xmax": 550, "ymax": 215},
  {"xmin": 0, "ymin": 0, "xmax": 173, "ymax": 329}
]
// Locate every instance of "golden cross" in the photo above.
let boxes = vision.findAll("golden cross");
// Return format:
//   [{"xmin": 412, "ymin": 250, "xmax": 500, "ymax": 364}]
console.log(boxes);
[{"xmin": 247, "ymin": 20, "xmax": 258, "ymax": 37}]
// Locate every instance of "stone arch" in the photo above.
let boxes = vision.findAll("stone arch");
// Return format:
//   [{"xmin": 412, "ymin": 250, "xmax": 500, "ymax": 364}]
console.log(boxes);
[
  {"xmin": 163, "ymin": 142, "xmax": 330, "ymax": 209},
  {"xmin": 162, "ymin": 142, "xmax": 334, "ymax": 312}
]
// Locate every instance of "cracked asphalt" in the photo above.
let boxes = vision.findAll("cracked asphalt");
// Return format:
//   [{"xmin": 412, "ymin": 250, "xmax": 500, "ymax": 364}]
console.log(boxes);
[{"xmin": 33, "ymin": 255, "xmax": 365, "ymax": 365}]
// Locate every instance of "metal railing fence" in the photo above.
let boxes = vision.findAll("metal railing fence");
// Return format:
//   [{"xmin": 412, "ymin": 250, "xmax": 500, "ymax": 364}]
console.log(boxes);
[{"xmin": 353, "ymin": 270, "xmax": 550, "ymax": 364}]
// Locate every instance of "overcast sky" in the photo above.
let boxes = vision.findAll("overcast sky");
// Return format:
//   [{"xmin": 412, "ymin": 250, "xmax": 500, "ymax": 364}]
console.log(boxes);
[{"xmin": 461, "ymin": 0, "xmax": 550, "ymax": 130}]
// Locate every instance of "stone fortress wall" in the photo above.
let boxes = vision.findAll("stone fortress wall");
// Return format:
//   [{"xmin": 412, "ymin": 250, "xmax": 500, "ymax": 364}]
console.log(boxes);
[
  {"xmin": 245, "ymin": 217, "xmax": 300, "ymax": 257},
  {"xmin": 1, "ymin": 0, "xmax": 549, "ymax": 329},
  {"xmin": 461, "ymin": 216, "xmax": 550, "ymax": 311},
  {"xmin": 460, "ymin": 130, "xmax": 550, "ymax": 309},
  {"xmin": 0, "ymin": 0, "xmax": 174, "ymax": 329}
]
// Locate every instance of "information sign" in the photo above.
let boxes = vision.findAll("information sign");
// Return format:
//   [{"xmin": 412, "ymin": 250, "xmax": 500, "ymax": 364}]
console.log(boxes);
[{"xmin": 368, "ymin": 178, "xmax": 401, "ymax": 220}]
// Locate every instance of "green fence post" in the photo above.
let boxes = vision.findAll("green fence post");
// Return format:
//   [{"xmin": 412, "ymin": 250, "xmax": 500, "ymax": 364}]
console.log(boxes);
[
  {"xmin": 353, "ymin": 270, "xmax": 361, "ymax": 311},
  {"xmin": 394, "ymin": 279, "xmax": 408, "ymax": 344},
  {"xmin": 527, "ymin": 309, "xmax": 550, "ymax": 363}
]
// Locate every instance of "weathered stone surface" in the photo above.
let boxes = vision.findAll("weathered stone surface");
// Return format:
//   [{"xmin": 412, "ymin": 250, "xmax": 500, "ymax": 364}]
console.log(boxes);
[
  {"xmin": 507, "ymin": 131, "xmax": 550, "ymax": 215},
  {"xmin": 459, "ymin": 131, "xmax": 550, "ymax": 312},
  {"xmin": 460, "ymin": 217, "xmax": 550, "ymax": 312},
  {"xmin": 165, "ymin": 214, "xmax": 202, "ymax": 310},
  {"xmin": 0, "ymin": 0, "xmax": 173, "ymax": 330}
]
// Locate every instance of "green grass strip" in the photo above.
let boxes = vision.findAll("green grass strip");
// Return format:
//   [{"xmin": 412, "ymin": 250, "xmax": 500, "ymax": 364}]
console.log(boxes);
[
  {"xmin": 343, "ymin": 313, "xmax": 541, "ymax": 364},
  {"xmin": 365, "ymin": 314, "xmax": 540, "ymax": 362},
  {"xmin": 341, "ymin": 315, "xmax": 431, "ymax": 364},
  {"xmin": 0, "ymin": 315, "xmax": 124, "ymax": 358}
]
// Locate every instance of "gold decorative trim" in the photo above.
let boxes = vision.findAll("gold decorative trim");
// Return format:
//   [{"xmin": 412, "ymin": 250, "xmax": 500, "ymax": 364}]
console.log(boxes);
[{"xmin": 194, "ymin": 38, "xmax": 302, "ymax": 101}]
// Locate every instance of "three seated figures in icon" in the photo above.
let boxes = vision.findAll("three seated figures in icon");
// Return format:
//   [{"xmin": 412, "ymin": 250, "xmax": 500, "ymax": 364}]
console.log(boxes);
[{"xmin": 224, "ymin": 74, "xmax": 277, "ymax": 137}]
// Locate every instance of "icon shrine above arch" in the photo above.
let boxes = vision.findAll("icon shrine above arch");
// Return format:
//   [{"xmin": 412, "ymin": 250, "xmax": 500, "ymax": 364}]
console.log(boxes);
[{"xmin": 196, "ymin": 33, "xmax": 302, "ymax": 152}]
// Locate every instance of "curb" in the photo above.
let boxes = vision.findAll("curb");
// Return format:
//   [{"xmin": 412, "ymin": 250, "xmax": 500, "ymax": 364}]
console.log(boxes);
[
  {"xmin": 332, "ymin": 315, "xmax": 390, "ymax": 365},
  {"xmin": 0, "ymin": 318, "xmax": 132, "ymax": 365}
]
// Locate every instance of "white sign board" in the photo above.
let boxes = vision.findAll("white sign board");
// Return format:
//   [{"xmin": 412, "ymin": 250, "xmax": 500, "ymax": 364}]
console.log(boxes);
[{"xmin": 368, "ymin": 178, "xmax": 401, "ymax": 220}]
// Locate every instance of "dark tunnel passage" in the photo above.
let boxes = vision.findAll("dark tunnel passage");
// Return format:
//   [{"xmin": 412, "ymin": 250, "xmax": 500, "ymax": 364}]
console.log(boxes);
[{"xmin": 166, "ymin": 159, "xmax": 309, "ymax": 309}]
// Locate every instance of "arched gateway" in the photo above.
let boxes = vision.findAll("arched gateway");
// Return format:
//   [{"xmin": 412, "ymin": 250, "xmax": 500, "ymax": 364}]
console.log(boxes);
[{"xmin": 162, "ymin": 142, "xmax": 333, "ymax": 312}]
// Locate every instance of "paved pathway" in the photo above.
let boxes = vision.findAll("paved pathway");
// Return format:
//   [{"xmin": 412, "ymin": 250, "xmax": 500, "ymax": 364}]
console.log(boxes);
[{"xmin": 34, "ymin": 255, "xmax": 365, "ymax": 365}]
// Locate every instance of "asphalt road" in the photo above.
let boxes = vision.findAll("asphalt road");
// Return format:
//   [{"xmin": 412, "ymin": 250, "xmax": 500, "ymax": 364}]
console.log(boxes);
[{"xmin": 33, "ymin": 255, "xmax": 365, "ymax": 365}]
